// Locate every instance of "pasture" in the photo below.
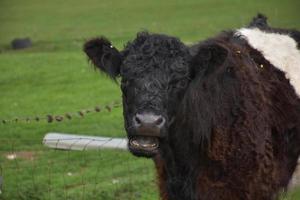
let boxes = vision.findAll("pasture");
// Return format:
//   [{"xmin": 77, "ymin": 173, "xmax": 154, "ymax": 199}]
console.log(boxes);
[{"xmin": 0, "ymin": 0, "xmax": 300, "ymax": 199}]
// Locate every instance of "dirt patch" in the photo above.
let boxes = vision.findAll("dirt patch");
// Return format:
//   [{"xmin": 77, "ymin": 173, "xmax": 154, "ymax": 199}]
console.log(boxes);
[{"xmin": 5, "ymin": 151, "xmax": 37, "ymax": 161}]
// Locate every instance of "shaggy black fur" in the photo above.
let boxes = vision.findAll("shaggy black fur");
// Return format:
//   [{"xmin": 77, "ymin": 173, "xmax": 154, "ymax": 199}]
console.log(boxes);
[{"xmin": 84, "ymin": 14, "xmax": 300, "ymax": 200}]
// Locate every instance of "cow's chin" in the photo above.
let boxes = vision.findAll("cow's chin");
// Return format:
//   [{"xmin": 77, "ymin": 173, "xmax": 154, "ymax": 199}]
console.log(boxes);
[{"xmin": 128, "ymin": 136, "xmax": 159, "ymax": 158}]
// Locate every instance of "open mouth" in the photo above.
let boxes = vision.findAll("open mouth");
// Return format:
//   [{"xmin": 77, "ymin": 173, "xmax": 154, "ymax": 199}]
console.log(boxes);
[{"xmin": 128, "ymin": 136, "xmax": 159, "ymax": 157}]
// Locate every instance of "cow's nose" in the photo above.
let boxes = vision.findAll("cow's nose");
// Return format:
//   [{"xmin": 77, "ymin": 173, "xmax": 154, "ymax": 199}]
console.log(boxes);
[{"xmin": 133, "ymin": 113, "xmax": 166, "ymax": 129}]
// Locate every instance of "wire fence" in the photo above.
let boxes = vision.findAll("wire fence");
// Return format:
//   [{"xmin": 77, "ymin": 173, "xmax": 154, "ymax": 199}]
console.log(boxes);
[
  {"xmin": 0, "ymin": 137, "xmax": 159, "ymax": 200},
  {"xmin": 1, "ymin": 101, "xmax": 121, "ymax": 124}
]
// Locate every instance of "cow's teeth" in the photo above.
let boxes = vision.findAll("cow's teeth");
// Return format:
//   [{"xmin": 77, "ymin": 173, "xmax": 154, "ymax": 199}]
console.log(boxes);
[
  {"xmin": 131, "ymin": 139, "xmax": 141, "ymax": 147},
  {"xmin": 130, "ymin": 137, "xmax": 159, "ymax": 150},
  {"xmin": 140, "ymin": 143, "xmax": 158, "ymax": 148}
]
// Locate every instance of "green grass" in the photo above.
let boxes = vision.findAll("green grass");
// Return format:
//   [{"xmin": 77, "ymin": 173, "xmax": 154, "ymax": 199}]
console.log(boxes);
[
  {"xmin": 0, "ymin": 0, "xmax": 300, "ymax": 199},
  {"xmin": 0, "ymin": 149, "xmax": 157, "ymax": 200}
]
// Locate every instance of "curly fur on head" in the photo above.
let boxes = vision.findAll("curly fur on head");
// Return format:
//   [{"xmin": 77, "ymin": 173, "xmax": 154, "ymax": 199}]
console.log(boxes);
[{"xmin": 120, "ymin": 32, "xmax": 192, "ymax": 139}]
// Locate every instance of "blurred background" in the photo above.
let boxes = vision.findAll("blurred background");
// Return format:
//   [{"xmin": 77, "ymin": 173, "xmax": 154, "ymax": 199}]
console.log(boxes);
[{"xmin": 0, "ymin": 0, "xmax": 300, "ymax": 199}]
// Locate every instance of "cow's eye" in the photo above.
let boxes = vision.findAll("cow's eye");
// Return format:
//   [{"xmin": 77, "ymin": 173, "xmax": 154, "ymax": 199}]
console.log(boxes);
[
  {"xmin": 225, "ymin": 66, "xmax": 236, "ymax": 78},
  {"xmin": 226, "ymin": 66, "xmax": 234, "ymax": 73}
]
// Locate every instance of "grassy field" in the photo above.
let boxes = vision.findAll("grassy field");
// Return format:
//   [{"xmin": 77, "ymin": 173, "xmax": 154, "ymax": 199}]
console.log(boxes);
[{"xmin": 0, "ymin": 0, "xmax": 300, "ymax": 199}]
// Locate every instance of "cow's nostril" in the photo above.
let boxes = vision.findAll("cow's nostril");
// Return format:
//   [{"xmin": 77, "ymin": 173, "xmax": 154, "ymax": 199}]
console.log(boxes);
[
  {"xmin": 155, "ymin": 117, "xmax": 165, "ymax": 126},
  {"xmin": 133, "ymin": 113, "xmax": 165, "ymax": 128},
  {"xmin": 134, "ymin": 115, "xmax": 142, "ymax": 125}
]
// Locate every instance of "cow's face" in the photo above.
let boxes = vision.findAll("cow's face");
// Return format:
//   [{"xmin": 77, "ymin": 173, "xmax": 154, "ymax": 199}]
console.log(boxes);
[
  {"xmin": 120, "ymin": 33, "xmax": 191, "ymax": 157},
  {"xmin": 84, "ymin": 32, "xmax": 191, "ymax": 157}
]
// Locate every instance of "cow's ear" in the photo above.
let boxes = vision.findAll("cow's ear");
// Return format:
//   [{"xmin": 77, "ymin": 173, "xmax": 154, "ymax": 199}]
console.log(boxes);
[
  {"xmin": 190, "ymin": 43, "xmax": 228, "ymax": 78},
  {"xmin": 83, "ymin": 37, "xmax": 122, "ymax": 80},
  {"xmin": 248, "ymin": 13, "xmax": 268, "ymax": 29}
]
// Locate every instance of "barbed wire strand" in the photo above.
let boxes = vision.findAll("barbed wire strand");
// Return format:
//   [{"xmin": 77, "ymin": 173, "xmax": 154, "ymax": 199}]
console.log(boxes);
[{"xmin": 1, "ymin": 101, "xmax": 121, "ymax": 124}]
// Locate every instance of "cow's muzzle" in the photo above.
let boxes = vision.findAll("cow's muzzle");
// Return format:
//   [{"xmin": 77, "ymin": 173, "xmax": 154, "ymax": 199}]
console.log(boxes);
[{"xmin": 128, "ymin": 113, "xmax": 166, "ymax": 157}]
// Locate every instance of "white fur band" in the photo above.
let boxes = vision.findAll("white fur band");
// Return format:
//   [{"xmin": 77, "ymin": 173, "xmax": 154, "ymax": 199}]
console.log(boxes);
[{"xmin": 237, "ymin": 28, "xmax": 300, "ymax": 97}]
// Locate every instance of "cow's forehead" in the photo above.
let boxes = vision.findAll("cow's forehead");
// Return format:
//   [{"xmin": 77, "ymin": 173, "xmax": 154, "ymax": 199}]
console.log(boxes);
[
  {"xmin": 121, "ymin": 35, "xmax": 190, "ymax": 79},
  {"xmin": 124, "ymin": 32, "xmax": 187, "ymax": 51},
  {"xmin": 120, "ymin": 54, "xmax": 189, "ymax": 80},
  {"xmin": 123, "ymin": 33, "xmax": 189, "ymax": 60}
]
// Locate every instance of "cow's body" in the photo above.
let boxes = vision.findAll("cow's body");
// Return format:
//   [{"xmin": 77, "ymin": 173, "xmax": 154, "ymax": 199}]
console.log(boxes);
[
  {"xmin": 84, "ymin": 14, "xmax": 300, "ymax": 200},
  {"xmin": 157, "ymin": 26, "xmax": 300, "ymax": 200}
]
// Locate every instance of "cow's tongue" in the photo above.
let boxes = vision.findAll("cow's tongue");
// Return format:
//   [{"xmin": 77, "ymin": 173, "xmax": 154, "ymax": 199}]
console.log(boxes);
[{"xmin": 129, "ymin": 136, "xmax": 159, "ymax": 150}]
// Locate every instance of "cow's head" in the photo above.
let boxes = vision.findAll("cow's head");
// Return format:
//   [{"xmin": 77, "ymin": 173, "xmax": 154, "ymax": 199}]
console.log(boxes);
[{"xmin": 84, "ymin": 32, "xmax": 228, "ymax": 158}]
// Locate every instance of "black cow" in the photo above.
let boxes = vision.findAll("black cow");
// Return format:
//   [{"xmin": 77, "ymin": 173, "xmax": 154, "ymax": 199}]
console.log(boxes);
[{"xmin": 84, "ymin": 14, "xmax": 300, "ymax": 200}]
